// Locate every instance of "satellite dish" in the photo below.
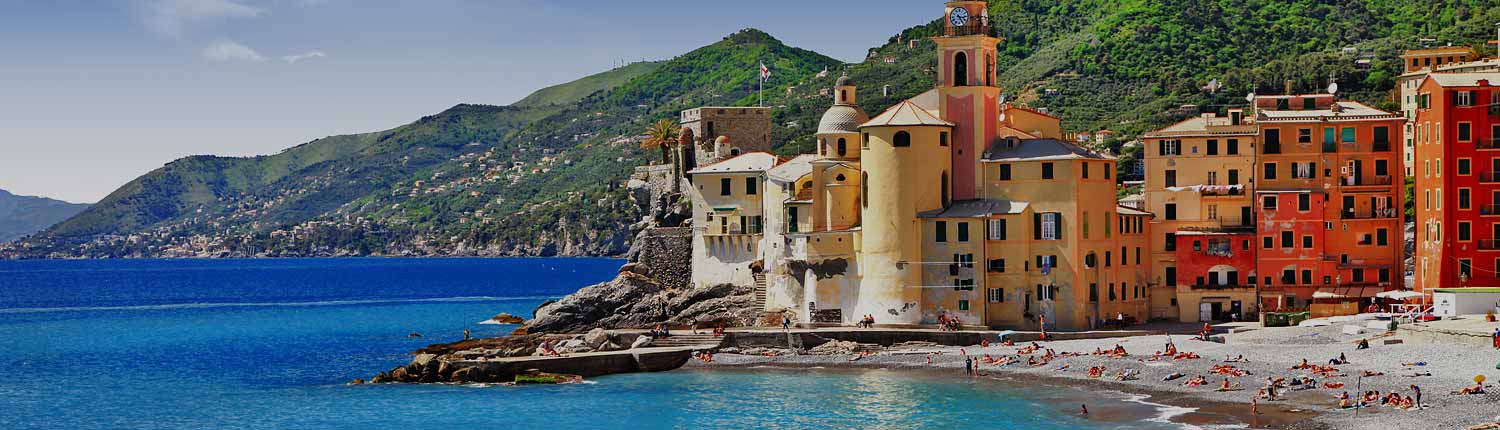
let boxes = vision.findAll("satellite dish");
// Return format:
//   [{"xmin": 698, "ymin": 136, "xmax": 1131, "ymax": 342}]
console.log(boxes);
[
  {"xmin": 1328, "ymin": 82, "xmax": 1339, "ymax": 95},
  {"xmin": 1245, "ymin": 92, "xmax": 1255, "ymax": 103},
  {"xmin": 1205, "ymin": 79, "xmax": 1221, "ymax": 94}
]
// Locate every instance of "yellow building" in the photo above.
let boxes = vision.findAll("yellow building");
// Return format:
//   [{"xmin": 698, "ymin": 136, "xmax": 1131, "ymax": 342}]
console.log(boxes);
[{"xmin": 687, "ymin": 1, "xmax": 1150, "ymax": 330}]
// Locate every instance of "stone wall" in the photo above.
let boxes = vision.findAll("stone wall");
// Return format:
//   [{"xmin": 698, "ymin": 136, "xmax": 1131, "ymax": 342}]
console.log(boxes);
[
  {"xmin": 633, "ymin": 227, "xmax": 692, "ymax": 290},
  {"xmin": 681, "ymin": 107, "xmax": 772, "ymax": 166}
]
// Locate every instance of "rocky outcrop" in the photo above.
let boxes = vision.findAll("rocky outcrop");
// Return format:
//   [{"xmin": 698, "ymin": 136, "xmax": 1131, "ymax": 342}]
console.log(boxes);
[{"xmin": 489, "ymin": 313, "xmax": 525, "ymax": 324}]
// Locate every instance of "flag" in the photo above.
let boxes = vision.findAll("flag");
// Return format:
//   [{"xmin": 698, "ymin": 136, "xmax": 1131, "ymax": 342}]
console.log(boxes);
[{"xmin": 759, "ymin": 62, "xmax": 770, "ymax": 81}]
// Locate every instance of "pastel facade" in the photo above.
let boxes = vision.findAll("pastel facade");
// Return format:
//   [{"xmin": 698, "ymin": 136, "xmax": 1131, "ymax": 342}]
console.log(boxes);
[
  {"xmin": 1413, "ymin": 72, "xmax": 1500, "ymax": 293},
  {"xmin": 1396, "ymin": 47, "xmax": 1497, "ymax": 177},
  {"xmin": 686, "ymin": 1, "xmax": 1148, "ymax": 330}
]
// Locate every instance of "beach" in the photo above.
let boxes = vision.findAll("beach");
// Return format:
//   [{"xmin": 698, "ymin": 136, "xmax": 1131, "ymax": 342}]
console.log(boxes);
[{"xmin": 690, "ymin": 324, "xmax": 1500, "ymax": 429}]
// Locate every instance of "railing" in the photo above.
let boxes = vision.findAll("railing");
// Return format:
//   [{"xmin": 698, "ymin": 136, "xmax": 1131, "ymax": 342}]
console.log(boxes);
[
  {"xmin": 1190, "ymin": 283, "xmax": 1249, "ymax": 290},
  {"xmin": 1373, "ymin": 141, "xmax": 1391, "ymax": 152},
  {"xmin": 1479, "ymin": 239, "xmax": 1500, "ymax": 250},
  {"xmin": 945, "ymin": 22, "xmax": 993, "ymax": 37},
  {"xmin": 1484, "ymin": 204, "xmax": 1500, "ymax": 216},
  {"xmin": 1199, "ymin": 187, "xmax": 1245, "ymax": 197},
  {"xmin": 1482, "ymin": 172, "xmax": 1500, "ymax": 183},
  {"xmin": 1479, "ymin": 138, "xmax": 1500, "ymax": 150},
  {"xmin": 1340, "ymin": 207, "xmax": 1399, "ymax": 219},
  {"xmin": 1343, "ymin": 175, "xmax": 1393, "ymax": 186}
]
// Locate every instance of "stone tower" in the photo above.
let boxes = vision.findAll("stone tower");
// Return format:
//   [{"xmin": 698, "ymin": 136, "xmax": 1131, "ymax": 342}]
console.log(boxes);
[{"xmin": 933, "ymin": 0, "xmax": 1003, "ymax": 201}]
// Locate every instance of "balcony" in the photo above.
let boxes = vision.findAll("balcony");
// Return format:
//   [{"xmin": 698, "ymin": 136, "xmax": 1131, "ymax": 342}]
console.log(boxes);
[
  {"xmin": 1199, "ymin": 186, "xmax": 1245, "ymax": 197},
  {"xmin": 1373, "ymin": 141, "xmax": 1391, "ymax": 152},
  {"xmin": 1479, "ymin": 138, "xmax": 1500, "ymax": 150},
  {"xmin": 1189, "ymin": 283, "xmax": 1250, "ymax": 290},
  {"xmin": 1483, "ymin": 204, "xmax": 1500, "ymax": 216},
  {"xmin": 1340, "ymin": 207, "xmax": 1398, "ymax": 220},
  {"xmin": 1341, "ymin": 175, "xmax": 1393, "ymax": 187},
  {"xmin": 1479, "ymin": 240, "xmax": 1500, "ymax": 251},
  {"xmin": 944, "ymin": 22, "xmax": 993, "ymax": 37},
  {"xmin": 1482, "ymin": 172, "xmax": 1500, "ymax": 183}
]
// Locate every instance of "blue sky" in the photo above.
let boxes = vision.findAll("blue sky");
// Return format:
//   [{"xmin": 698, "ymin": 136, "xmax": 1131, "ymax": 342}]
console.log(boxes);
[{"xmin": 0, "ymin": 0, "xmax": 935, "ymax": 203}]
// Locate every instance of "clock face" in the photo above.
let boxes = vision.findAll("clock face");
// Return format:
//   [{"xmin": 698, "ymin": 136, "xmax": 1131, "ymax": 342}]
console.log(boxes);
[{"xmin": 949, "ymin": 8, "xmax": 970, "ymax": 26}]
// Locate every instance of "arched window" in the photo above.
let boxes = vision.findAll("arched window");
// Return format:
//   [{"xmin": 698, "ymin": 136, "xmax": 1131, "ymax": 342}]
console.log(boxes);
[
  {"xmin": 893, "ymin": 131, "xmax": 911, "ymax": 147},
  {"xmin": 861, "ymin": 172, "xmax": 868, "ymax": 208},
  {"xmin": 940, "ymin": 171, "xmax": 950, "ymax": 207},
  {"xmin": 730, "ymin": 148, "xmax": 740, "ymax": 156},
  {"xmin": 837, "ymin": 138, "xmax": 847, "ymax": 156},
  {"xmin": 818, "ymin": 138, "xmax": 826, "ymax": 155},
  {"xmin": 839, "ymin": 90, "xmax": 848, "ymax": 103},
  {"xmin": 953, "ymin": 51, "xmax": 968, "ymax": 86}
]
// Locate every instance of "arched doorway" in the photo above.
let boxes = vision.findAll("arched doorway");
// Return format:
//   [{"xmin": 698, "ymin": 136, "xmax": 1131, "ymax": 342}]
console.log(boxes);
[{"xmin": 953, "ymin": 52, "xmax": 968, "ymax": 86}]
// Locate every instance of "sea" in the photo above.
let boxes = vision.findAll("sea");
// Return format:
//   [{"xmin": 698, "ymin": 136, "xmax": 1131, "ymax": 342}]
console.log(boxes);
[{"xmin": 0, "ymin": 258, "xmax": 1188, "ymax": 429}]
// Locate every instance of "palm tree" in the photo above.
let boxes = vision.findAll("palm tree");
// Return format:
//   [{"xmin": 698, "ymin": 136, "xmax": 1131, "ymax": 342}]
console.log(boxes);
[{"xmin": 641, "ymin": 118, "xmax": 679, "ymax": 166}]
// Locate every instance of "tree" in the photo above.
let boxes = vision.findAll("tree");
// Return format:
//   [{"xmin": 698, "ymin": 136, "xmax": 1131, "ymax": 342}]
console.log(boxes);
[{"xmin": 641, "ymin": 118, "xmax": 679, "ymax": 165}]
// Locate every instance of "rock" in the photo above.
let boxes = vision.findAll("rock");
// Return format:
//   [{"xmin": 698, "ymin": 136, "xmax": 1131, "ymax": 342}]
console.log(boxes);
[
  {"xmin": 370, "ymin": 372, "xmax": 389, "ymax": 384},
  {"xmin": 410, "ymin": 354, "xmax": 438, "ymax": 373},
  {"xmin": 582, "ymin": 328, "xmax": 610, "ymax": 349},
  {"xmin": 450, "ymin": 367, "xmax": 480, "ymax": 383},
  {"xmin": 556, "ymin": 338, "xmax": 590, "ymax": 354},
  {"xmin": 631, "ymin": 336, "xmax": 653, "ymax": 349},
  {"xmin": 348, "ymin": 378, "xmax": 365, "ymax": 385},
  {"xmin": 490, "ymin": 313, "xmax": 525, "ymax": 324},
  {"xmin": 389, "ymin": 367, "xmax": 410, "ymax": 382},
  {"xmin": 596, "ymin": 340, "xmax": 625, "ymax": 352},
  {"xmin": 619, "ymin": 262, "xmax": 649, "ymax": 276}
]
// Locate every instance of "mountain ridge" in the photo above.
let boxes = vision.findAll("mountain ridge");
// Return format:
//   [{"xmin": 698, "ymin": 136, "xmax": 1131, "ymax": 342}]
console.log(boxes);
[{"xmin": 0, "ymin": 189, "xmax": 90, "ymax": 244}]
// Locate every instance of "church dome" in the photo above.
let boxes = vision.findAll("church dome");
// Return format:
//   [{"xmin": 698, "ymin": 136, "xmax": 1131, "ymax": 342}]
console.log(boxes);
[
  {"xmin": 817, "ymin": 104, "xmax": 870, "ymax": 135},
  {"xmin": 835, "ymin": 75, "xmax": 855, "ymax": 87}
]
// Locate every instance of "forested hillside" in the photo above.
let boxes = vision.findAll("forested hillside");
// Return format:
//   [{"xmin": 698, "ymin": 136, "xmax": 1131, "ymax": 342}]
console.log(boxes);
[{"xmin": 6, "ymin": 1, "xmax": 1498, "ymax": 258}]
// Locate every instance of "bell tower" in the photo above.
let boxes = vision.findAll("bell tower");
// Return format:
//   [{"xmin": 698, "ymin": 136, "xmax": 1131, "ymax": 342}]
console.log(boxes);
[{"xmin": 934, "ymin": 0, "xmax": 1002, "ymax": 201}]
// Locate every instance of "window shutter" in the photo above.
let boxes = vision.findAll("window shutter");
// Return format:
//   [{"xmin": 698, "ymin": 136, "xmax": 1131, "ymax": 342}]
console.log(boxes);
[{"xmin": 1033, "ymin": 213, "xmax": 1042, "ymax": 240}]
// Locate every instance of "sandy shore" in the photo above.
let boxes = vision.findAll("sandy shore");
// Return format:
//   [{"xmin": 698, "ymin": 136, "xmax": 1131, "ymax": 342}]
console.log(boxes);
[{"xmin": 688, "ymin": 325, "xmax": 1500, "ymax": 429}]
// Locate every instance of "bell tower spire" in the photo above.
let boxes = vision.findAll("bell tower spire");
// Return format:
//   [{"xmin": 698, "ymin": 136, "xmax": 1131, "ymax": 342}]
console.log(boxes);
[{"xmin": 932, "ymin": 1, "xmax": 1003, "ymax": 201}]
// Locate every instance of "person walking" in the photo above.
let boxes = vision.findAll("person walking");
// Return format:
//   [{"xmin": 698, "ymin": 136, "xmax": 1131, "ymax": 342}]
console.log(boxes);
[
  {"xmin": 782, "ymin": 314, "xmax": 791, "ymax": 331},
  {"xmin": 1409, "ymin": 384, "xmax": 1422, "ymax": 409},
  {"xmin": 964, "ymin": 356, "xmax": 974, "ymax": 377},
  {"xmin": 1492, "ymin": 327, "xmax": 1499, "ymax": 350}
]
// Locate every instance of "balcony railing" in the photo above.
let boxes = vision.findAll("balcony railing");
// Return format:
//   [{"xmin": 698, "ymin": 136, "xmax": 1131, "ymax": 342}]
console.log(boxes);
[
  {"xmin": 1479, "ymin": 138, "xmax": 1500, "ymax": 150},
  {"xmin": 1484, "ymin": 204, "xmax": 1500, "ymax": 216},
  {"xmin": 1199, "ymin": 187, "xmax": 1245, "ymax": 197},
  {"xmin": 1479, "ymin": 240, "xmax": 1500, "ymax": 250},
  {"xmin": 944, "ymin": 22, "xmax": 994, "ymax": 37},
  {"xmin": 1342, "ymin": 175, "xmax": 1393, "ymax": 186},
  {"xmin": 1373, "ymin": 141, "xmax": 1391, "ymax": 152},
  {"xmin": 1483, "ymin": 172, "xmax": 1500, "ymax": 183},
  {"xmin": 1340, "ymin": 207, "xmax": 1399, "ymax": 220}
]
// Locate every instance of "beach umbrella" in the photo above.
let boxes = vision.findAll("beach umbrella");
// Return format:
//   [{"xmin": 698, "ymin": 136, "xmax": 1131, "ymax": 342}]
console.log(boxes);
[{"xmin": 1476, "ymin": 375, "xmax": 1487, "ymax": 384}]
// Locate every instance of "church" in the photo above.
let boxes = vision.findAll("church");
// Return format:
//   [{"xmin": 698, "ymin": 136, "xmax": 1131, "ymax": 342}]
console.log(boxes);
[{"xmin": 685, "ymin": 1, "xmax": 1151, "ymax": 330}]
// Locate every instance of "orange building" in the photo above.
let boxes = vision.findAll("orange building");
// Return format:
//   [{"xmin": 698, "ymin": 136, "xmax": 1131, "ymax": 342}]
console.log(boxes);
[
  {"xmin": 1254, "ymin": 95, "xmax": 1404, "ymax": 310},
  {"xmin": 1412, "ymin": 72, "xmax": 1500, "ymax": 292}
]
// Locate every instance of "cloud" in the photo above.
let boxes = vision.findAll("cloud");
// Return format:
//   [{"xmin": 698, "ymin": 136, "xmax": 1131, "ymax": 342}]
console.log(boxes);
[
  {"xmin": 281, "ymin": 51, "xmax": 327, "ymax": 63},
  {"xmin": 143, "ymin": 0, "xmax": 264, "ymax": 38},
  {"xmin": 202, "ymin": 41, "xmax": 267, "ymax": 62}
]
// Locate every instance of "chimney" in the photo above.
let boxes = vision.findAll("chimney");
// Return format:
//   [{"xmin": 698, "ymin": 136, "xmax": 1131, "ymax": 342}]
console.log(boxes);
[
  {"xmin": 1228, "ymin": 109, "xmax": 1244, "ymax": 125},
  {"xmin": 1284, "ymin": 80, "xmax": 1293, "ymax": 95}
]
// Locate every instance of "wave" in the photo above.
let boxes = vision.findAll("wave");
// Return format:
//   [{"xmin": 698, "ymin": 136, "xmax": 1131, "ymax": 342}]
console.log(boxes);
[
  {"xmin": 1122, "ymin": 394, "xmax": 1203, "ymax": 430},
  {"xmin": 0, "ymin": 295, "xmax": 558, "ymax": 315}
]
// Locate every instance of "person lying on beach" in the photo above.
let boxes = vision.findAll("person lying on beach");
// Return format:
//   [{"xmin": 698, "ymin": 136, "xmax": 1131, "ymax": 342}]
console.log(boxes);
[
  {"xmin": 1001, "ymin": 339, "xmax": 1015, "ymax": 347},
  {"xmin": 1087, "ymin": 366, "xmax": 1104, "ymax": 378},
  {"xmin": 1164, "ymin": 342, "xmax": 1178, "ymax": 356},
  {"xmin": 1362, "ymin": 391, "xmax": 1379, "ymax": 404},
  {"xmin": 1114, "ymin": 369, "xmax": 1139, "ymax": 381},
  {"xmin": 1183, "ymin": 375, "xmax": 1208, "ymax": 387},
  {"xmin": 1293, "ymin": 358, "xmax": 1313, "ymax": 370},
  {"xmin": 1216, "ymin": 378, "xmax": 1241, "ymax": 391},
  {"xmin": 1328, "ymin": 353, "xmax": 1348, "ymax": 365},
  {"xmin": 1163, "ymin": 372, "xmax": 1186, "ymax": 382},
  {"xmin": 1355, "ymin": 339, "xmax": 1370, "ymax": 350},
  {"xmin": 1056, "ymin": 364, "xmax": 1070, "ymax": 371},
  {"xmin": 1323, "ymin": 382, "xmax": 1345, "ymax": 389},
  {"xmin": 1401, "ymin": 361, "xmax": 1427, "ymax": 367},
  {"xmin": 1402, "ymin": 372, "xmax": 1432, "ymax": 377},
  {"xmin": 1454, "ymin": 383, "xmax": 1486, "ymax": 395},
  {"xmin": 1361, "ymin": 370, "xmax": 1384, "ymax": 377},
  {"xmin": 1224, "ymin": 354, "xmax": 1248, "ymax": 363},
  {"xmin": 1173, "ymin": 352, "xmax": 1201, "ymax": 360},
  {"xmin": 1399, "ymin": 395, "xmax": 1414, "ymax": 409}
]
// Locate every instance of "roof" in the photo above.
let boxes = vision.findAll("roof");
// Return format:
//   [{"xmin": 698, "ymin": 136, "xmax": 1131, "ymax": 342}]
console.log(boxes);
[
  {"xmin": 1402, "ymin": 46, "xmax": 1476, "ymax": 56},
  {"xmin": 1116, "ymin": 206, "xmax": 1153, "ymax": 217},
  {"xmin": 918, "ymin": 199, "xmax": 1030, "ymax": 218},
  {"xmin": 817, "ymin": 104, "xmax": 870, "ymax": 134},
  {"xmin": 835, "ymin": 75, "xmax": 855, "ymax": 87},
  {"xmin": 1424, "ymin": 72, "xmax": 1500, "ymax": 88},
  {"xmin": 860, "ymin": 99, "xmax": 953, "ymax": 128},
  {"xmin": 981, "ymin": 138, "xmax": 1114, "ymax": 162},
  {"xmin": 688, "ymin": 152, "xmax": 779, "ymax": 174},
  {"xmin": 1143, "ymin": 115, "xmax": 1257, "ymax": 138},
  {"xmin": 1256, "ymin": 101, "xmax": 1398, "ymax": 122},
  {"xmin": 767, "ymin": 154, "xmax": 817, "ymax": 183}
]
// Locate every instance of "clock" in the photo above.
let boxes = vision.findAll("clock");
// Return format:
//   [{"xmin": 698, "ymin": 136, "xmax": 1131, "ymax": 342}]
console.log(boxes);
[{"xmin": 949, "ymin": 8, "xmax": 970, "ymax": 27}]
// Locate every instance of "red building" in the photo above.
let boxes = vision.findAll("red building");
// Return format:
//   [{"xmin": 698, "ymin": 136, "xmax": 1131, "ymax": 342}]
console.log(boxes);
[
  {"xmin": 1254, "ymin": 95, "xmax": 1404, "ymax": 310},
  {"xmin": 1414, "ymin": 72, "xmax": 1500, "ymax": 291}
]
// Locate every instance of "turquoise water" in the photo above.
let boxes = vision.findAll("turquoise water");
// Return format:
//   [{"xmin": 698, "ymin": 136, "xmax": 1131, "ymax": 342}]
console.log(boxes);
[{"xmin": 0, "ymin": 258, "xmax": 1177, "ymax": 429}]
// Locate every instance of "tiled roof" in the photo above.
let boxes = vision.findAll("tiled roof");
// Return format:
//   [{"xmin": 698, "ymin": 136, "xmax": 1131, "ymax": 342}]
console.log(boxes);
[
  {"xmin": 766, "ymin": 154, "xmax": 817, "ymax": 182},
  {"xmin": 817, "ymin": 104, "xmax": 870, "ymax": 134},
  {"xmin": 688, "ymin": 152, "xmax": 779, "ymax": 174},
  {"xmin": 1143, "ymin": 116, "xmax": 1257, "ymax": 138},
  {"xmin": 1116, "ymin": 206, "xmax": 1153, "ymax": 217},
  {"xmin": 918, "ymin": 199, "xmax": 1029, "ymax": 218},
  {"xmin": 860, "ymin": 99, "xmax": 953, "ymax": 128},
  {"xmin": 981, "ymin": 138, "xmax": 1114, "ymax": 162},
  {"xmin": 1256, "ymin": 101, "xmax": 1397, "ymax": 121},
  {"xmin": 1425, "ymin": 72, "xmax": 1500, "ymax": 87}
]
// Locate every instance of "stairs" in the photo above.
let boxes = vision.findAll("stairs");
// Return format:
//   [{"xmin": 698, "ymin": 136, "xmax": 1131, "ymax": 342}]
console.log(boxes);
[
  {"xmin": 649, "ymin": 333, "xmax": 724, "ymax": 349},
  {"xmin": 752, "ymin": 272, "xmax": 767, "ymax": 311}
]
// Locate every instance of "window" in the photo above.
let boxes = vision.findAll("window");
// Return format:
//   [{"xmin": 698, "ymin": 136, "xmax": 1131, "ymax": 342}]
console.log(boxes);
[
  {"xmin": 893, "ymin": 131, "xmax": 911, "ymax": 147},
  {"xmin": 1264, "ymin": 162, "xmax": 1278, "ymax": 180},
  {"xmin": 1459, "ymin": 159, "xmax": 1471, "ymax": 175},
  {"xmin": 1303, "ymin": 97, "xmax": 1317, "ymax": 110},
  {"xmin": 1089, "ymin": 283, "xmax": 1099, "ymax": 302},
  {"xmin": 988, "ymin": 288, "xmax": 1005, "ymax": 303},
  {"xmin": 1376, "ymin": 159, "xmax": 1388, "ymax": 177},
  {"xmin": 1457, "ymin": 90, "xmax": 1474, "ymax": 106},
  {"xmin": 1263, "ymin": 195, "xmax": 1278, "ymax": 210},
  {"xmin": 1292, "ymin": 162, "xmax": 1316, "ymax": 179},
  {"xmin": 1105, "ymin": 164, "xmax": 1112, "ymax": 180},
  {"xmin": 1136, "ymin": 247, "xmax": 1142, "ymax": 264},
  {"xmin": 1301, "ymin": 269, "xmax": 1313, "ymax": 285},
  {"xmin": 1107, "ymin": 283, "xmax": 1116, "ymax": 301},
  {"xmin": 1164, "ymin": 233, "xmax": 1176, "ymax": 251},
  {"xmin": 1265, "ymin": 129, "xmax": 1281, "ymax": 153},
  {"xmin": 719, "ymin": 178, "xmax": 732, "ymax": 195},
  {"xmin": 1460, "ymin": 189, "xmax": 1471, "ymax": 209},
  {"xmin": 1263, "ymin": 236, "xmax": 1273, "ymax": 249},
  {"xmin": 862, "ymin": 133, "xmax": 869, "ymax": 149},
  {"xmin": 1298, "ymin": 193, "xmax": 1310, "ymax": 211},
  {"xmin": 988, "ymin": 259, "xmax": 1005, "ymax": 273},
  {"xmin": 1298, "ymin": 128, "xmax": 1312, "ymax": 143},
  {"xmin": 861, "ymin": 172, "xmax": 868, "ymax": 208},
  {"xmin": 1164, "ymin": 170, "xmax": 1177, "ymax": 187},
  {"xmin": 1081, "ymin": 162, "xmax": 1089, "ymax": 179},
  {"xmin": 1227, "ymin": 139, "xmax": 1239, "ymax": 155},
  {"xmin": 1460, "ymin": 222, "xmax": 1472, "ymax": 241},
  {"xmin": 1458, "ymin": 123, "xmax": 1472, "ymax": 142},
  {"xmin": 957, "ymin": 222, "xmax": 970, "ymax": 242},
  {"xmin": 1042, "ymin": 163, "xmax": 1054, "ymax": 179},
  {"xmin": 988, "ymin": 219, "xmax": 1007, "ymax": 240},
  {"xmin": 1165, "ymin": 267, "xmax": 1177, "ymax": 287},
  {"xmin": 1460, "ymin": 259, "xmax": 1472, "ymax": 279},
  {"xmin": 1377, "ymin": 228, "xmax": 1389, "ymax": 246},
  {"xmin": 1228, "ymin": 169, "xmax": 1240, "ymax": 185},
  {"xmin": 837, "ymin": 138, "xmax": 847, "ymax": 156},
  {"xmin": 1165, "ymin": 204, "xmax": 1177, "ymax": 220},
  {"xmin": 1038, "ymin": 213, "xmax": 1060, "ymax": 240},
  {"xmin": 939, "ymin": 132, "xmax": 948, "ymax": 147},
  {"xmin": 1206, "ymin": 139, "xmax": 1219, "ymax": 155},
  {"xmin": 1281, "ymin": 231, "xmax": 1293, "ymax": 248},
  {"xmin": 1341, "ymin": 127, "xmax": 1356, "ymax": 143},
  {"xmin": 935, "ymin": 221, "xmax": 947, "ymax": 242},
  {"xmin": 999, "ymin": 164, "xmax": 1012, "ymax": 180},
  {"xmin": 1160, "ymin": 139, "xmax": 1181, "ymax": 156},
  {"xmin": 1302, "ymin": 235, "xmax": 1313, "ymax": 248},
  {"xmin": 958, "ymin": 300, "xmax": 969, "ymax": 311},
  {"xmin": 1105, "ymin": 251, "xmax": 1112, "ymax": 267},
  {"xmin": 1374, "ymin": 126, "xmax": 1389, "ymax": 145},
  {"xmin": 745, "ymin": 177, "xmax": 757, "ymax": 195}
]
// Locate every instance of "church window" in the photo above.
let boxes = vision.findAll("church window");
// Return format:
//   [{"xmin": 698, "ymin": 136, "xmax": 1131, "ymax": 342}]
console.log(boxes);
[{"xmin": 894, "ymin": 131, "xmax": 911, "ymax": 147}]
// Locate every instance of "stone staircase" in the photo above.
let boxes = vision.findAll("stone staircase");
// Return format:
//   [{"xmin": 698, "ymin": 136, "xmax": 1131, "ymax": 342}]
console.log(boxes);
[
  {"xmin": 752, "ymin": 272, "xmax": 767, "ymax": 311},
  {"xmin": 649, "ymin": 333, "xmax": 724, "ymax": 349}
]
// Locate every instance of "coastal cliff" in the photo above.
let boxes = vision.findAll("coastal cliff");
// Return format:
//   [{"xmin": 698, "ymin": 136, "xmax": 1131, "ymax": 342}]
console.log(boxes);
[{"xmin": 523, "ymin": 175, "xmax": 759, "ymax": 334}]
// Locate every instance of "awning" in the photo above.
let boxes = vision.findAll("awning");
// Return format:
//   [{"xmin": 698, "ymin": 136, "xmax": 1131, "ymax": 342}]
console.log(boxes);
[
  {"xmin": 1313, "ymin": 287, "xmax": 1384, "ymax": 299},
  {"xmin": 1312, "ymin": 291, "xmax": 1346, "ymax": 299},
  {"xmin": 1375, "ymin": 290, "xmax": 1428, "ymax": 300}
]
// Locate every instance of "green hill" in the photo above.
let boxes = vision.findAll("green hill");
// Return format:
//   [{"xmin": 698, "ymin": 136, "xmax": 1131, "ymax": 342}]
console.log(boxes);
[
  {"xmin": 512, "ymin": 61, "xmax": 664, "ymax": 108},
  {"xmin": 7, "ymin": 1, "xmax": 1499, "ymax": 259}
]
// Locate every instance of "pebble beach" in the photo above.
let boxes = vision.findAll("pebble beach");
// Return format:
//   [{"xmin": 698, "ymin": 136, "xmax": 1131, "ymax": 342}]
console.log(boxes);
[{"xmin": 692, "ymin": 324, "xmax": 1500, "ymax": 429}]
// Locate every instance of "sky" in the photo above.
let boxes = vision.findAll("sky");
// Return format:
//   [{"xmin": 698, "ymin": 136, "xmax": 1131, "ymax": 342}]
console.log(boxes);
[{"xmin": 0, "ymin": 0, "xmax": 935, "ymax": 204}]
